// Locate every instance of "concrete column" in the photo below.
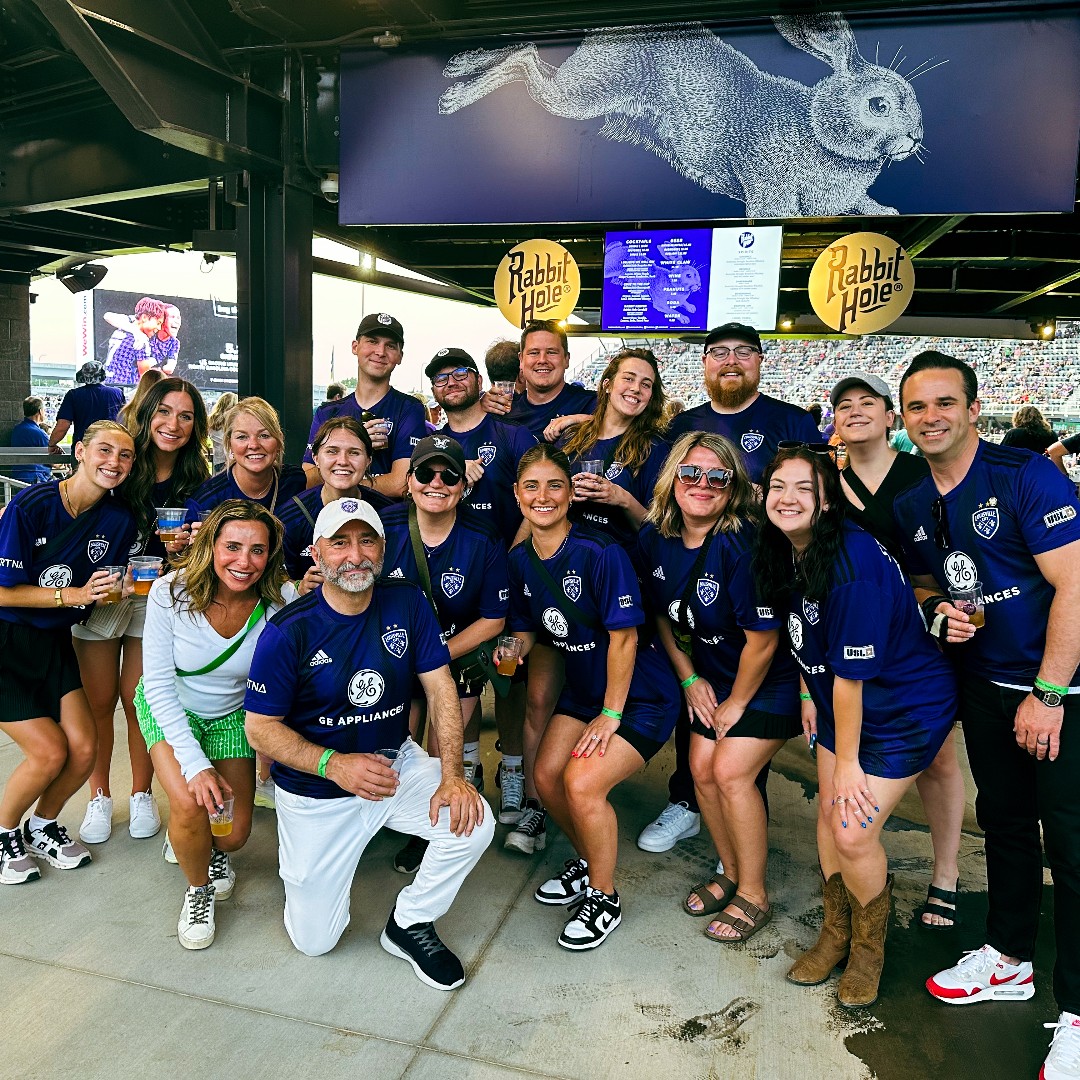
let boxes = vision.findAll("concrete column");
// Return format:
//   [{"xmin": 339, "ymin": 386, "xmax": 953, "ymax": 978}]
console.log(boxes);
[{"xmin": 0, "ymin": 281, "xmax": 31, "ymax": 442}]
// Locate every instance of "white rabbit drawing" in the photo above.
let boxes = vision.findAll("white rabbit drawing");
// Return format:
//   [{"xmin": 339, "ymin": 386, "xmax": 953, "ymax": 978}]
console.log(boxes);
[{"xmin": 438, "ymin": 13, "xmax": 931, "ymax": 216}]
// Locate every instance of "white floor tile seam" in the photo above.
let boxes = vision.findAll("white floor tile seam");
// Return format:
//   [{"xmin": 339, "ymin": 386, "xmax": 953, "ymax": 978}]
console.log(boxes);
[{"xmin": 1, "ymin": 948, "xmax": 578, "ymax": 1080}]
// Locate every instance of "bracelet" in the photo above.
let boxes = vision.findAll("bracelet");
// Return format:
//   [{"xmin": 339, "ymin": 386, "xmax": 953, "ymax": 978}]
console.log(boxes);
[
  {"xmin": 600, "ymin": 707, "xmax": 622, "ymax": 720},
  {"xmin": 799, "ymin": 692, "xmax": 813, "ymax": 702},
  {"xmin": 54, "ymin": 588, "xmax": 64, "ymax": 608},
  {"xmin": 1035, "ymin": 676, "xmax": 1070, "ymax": 696},
  {"xmin": 317, "ymin": 748, "xmax": 335, "ymax": 778},
  {"xmin": 680, "ymin": 674, "xmax": 700, "ymax": 689}
]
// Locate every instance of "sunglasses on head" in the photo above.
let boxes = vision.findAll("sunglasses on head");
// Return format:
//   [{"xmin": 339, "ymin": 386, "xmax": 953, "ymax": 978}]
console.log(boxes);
[
  {"xmin": 413, "ymin": 463, "xmax": 463, "ymax": 486},
  {"xmin": 777, "ymin": 440, "xmax": 838, "ymax": 461},
  {"xmin": 677, "ymin": 463, "xmax": 733, "ymax": 490},
  {"xmin": 431, "ymin": 367, "xmax": 474, "ymax": 388}
]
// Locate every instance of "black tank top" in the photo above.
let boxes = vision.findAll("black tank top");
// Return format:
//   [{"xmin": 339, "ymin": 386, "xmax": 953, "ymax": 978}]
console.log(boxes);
[{"xmin": 842, "ymin": 452, "xmax": 930, "ymax": 569}]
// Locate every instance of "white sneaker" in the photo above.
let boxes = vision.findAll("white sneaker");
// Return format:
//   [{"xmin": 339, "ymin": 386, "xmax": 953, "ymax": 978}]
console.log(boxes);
[
  {"xmin": 637, "ymin": 801, "xmax": 700, "ymax": 852},
  {"xmin": 128, "ymin": 791, "xmax": 161, "ymax": 839},
  {"xmin": 79, "ymin": 790, "xmax": 113, "ymax": 844},
  {"xmin": 209, "ymin": 848, "xmax": 235, "ymax": 900},
  {"xmin": 925, "ymin": 944, "xmax": 1035, "ymax": 1004},
  {"xmin": 254, "ymin": 777, "xmax": 276, "ymax": 810},
  {"xmin": 178, "ymin": 884, "xmax": 216, "ymax": 950},
  {"xmin": 162, "ymin": 833, "xmax": 178, "ymax": 864},
  {"xmin": 1044, "ymin": 1012, "xmax": 1080, "ymax": 1080}
]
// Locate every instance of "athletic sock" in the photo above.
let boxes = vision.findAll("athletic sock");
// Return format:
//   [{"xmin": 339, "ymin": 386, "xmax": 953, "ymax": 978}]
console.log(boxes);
[
  {"xmin": 501, "ymin": 754, "xmax": 523, "ymax": 770},
  {"xmin": 29, "ymin": 814, "xmax": 56, "ymax": 834},
  {"xmin": 463, "ymin": 741, "xmax": 480, "ymax": 766}
]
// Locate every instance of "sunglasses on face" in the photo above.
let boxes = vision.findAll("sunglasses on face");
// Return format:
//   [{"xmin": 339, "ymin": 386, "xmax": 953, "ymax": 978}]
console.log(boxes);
[
  {"xmin": 704, "ymin": 345, "xmax": 760, "ymax": 361},
  {"xmin": 677, "ymin": 464, "xmax": 733, "ymax": 490},
  {"xmin": 431, "ymin": 367, "xmax": 474, "ymax": 388},
  {"xmin": 413, "ymin": 463, "xmax": 463, "ymax": 486}
]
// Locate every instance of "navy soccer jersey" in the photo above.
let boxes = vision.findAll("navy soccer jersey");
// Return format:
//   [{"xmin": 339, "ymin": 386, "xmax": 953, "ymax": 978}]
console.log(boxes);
[
  {"xmin": 278, "ymin": 485, "xmax": 393, "ymax": 580},
  {"xmin": 895, "ymin": 439, "xmax": 1080, "ymax": 688},
  {"xmin": 0, "ymin": 483, "xmax": 137, "ymax": 630},
  {"xmin": 507, "ymin": 524, "xmax": 679, "ymax": 742},
  {"xmin": 564, "ymin": 435, "xmax": 667, "ymax": 550},
  {"xmin": 507, "ymin": 383, "xmax": 597, "ymax": 441},
  {"xmin": 669, "ymin": 393, "xmax": 819, "ymax": 484},
  {"xmin": 436, "ymin": 415, "xmax": 536, "ymax": 545},
  {"xmin": 57, "ymin": 384, "xmax": 125, "ymax": 446},
  {"xmin": 786, "ymin": 522, "xmax": 956, "ymax": 778},
  {"xmin": 379, "ymin": 504, "xmax": 508, "ymax": 640},
  {"xmin": 637, "ymin": 522, "xmax": 798, "ymax": 715},
  {"xmin": 244, "ymin": 581, "xmax": 449, "ymax": 799},
  {"xmin": 304, "ymin": 388, "xmax": 426, "ymax": 480},
  {"xmin": 185, "ymin": 464, "xmax": 307, "ymax": 521}
]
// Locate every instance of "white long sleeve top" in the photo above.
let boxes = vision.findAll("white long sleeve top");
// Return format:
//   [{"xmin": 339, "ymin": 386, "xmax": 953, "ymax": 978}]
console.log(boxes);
[{"xmin": 141, "ymin": 571, "xmax": 297, "ymax": 780}]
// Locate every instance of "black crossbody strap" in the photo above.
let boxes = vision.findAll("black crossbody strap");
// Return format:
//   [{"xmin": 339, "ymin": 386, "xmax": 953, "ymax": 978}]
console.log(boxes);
[
  {"xmin": 841, "ymin": 466, "xmax": 875, "ymax": 507},
  {"xmin": 525, "ymin": 535, "xmax": 601, "ymax": 631},
  {"xmin": 678, "ymin": 529, "xmax": 718, "ymax": 639},
  {"xmin": 291, "ymin": 494, "xmax": 316, "ymax": 529},
  {"xmin": 407, "ymin": 503, "xmax": 436, "ymax": 604},
  {"xmin": 37, "ymin": 496, "xmax": 106, "ymax": 567}
]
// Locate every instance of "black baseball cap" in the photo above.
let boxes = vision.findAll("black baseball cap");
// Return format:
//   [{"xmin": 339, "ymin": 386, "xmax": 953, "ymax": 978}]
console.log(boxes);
[
  {"xmin": 424, "ymin": 347, "xmax": 480, "ymax": 381},
  {"xmin": 703, "ymin": 322, "xmax": 762, "ymax": 352},
  {"xmin": 355, "ymin": 312, "xmax": 404, "ymax": 345},
  {"xmin": 410, "ymin": 434, "xmax": 467, "ymax": 474}
]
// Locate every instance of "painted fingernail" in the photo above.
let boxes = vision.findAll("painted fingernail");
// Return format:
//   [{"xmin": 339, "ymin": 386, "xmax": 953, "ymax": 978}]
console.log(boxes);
[
  {"xmin": 867, "ymin": 816, "xmax": 873, "ymax": 823},
  {"xmin": 861, "ymin": 822, "xmax": 867, "ymax": 828},
  {"xmin": 874, "ymin": 806, "xmax": 880, "ymax": 812},
  {"xmin": 841, "ymin": 821, "xmax": 848, "ymax": 828}
]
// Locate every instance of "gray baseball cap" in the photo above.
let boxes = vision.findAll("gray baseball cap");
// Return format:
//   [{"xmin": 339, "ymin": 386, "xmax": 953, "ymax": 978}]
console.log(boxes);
[{"xmin": 831, "ymin": 371, "xmax": 894, "ymax": 411}]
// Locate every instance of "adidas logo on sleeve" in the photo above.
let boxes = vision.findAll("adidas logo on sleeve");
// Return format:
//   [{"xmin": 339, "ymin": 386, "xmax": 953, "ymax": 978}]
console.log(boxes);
[
  {"xmin": 309, "ymin": 649, "xmax": 333, "ymax": 667},
  {"xmin": 913, "ymin": 525, "xmax": 928, "ymax": 542}
]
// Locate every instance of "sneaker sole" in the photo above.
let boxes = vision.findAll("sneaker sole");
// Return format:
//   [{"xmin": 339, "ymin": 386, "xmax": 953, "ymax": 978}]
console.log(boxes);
[
  {"xmin": 558, "ymin": 913, "xmax": 622, "ymax": 950},
  {"xmin": 926, "ymin": 978, "xmax": 1035, "ymax": 1005},
  {"xmin": 637, "ymin": 822, "xmax": 700, "ymax": 853},
  {"xmin": 534, "ymin": 888, "xmax": 588, "ymax": 906},
  {"xmin": 163, "ymin": 839, "xmax": 178, "ymax": 864},
  {"xmin": 1, "ymin": 866, "xmax": 41, "ymax": 885},
  {"xmin": 253, "ymin": 794, "xmax": 276, "ymax": 810},
  {"xmin": 379, "ymin": 930, "xmax": 464, "ymax": 991},
  {"xmin": 212, "ymin": 879, "xmax": 235, "ymax": 901},
  {"xmin": 504, "ymin": 832, "xmax": 546, "ymax": 855},
  {"xmin": 129, "ymin": 821, "xmax": 161, "ymax": 839},
  {"xmin": 79, "ymin": 827, "xmax": 112, "ymax": 844},
  {"xmin": 178, "ymin": 928, "xmax": 216, "ymax": 950},
  {"xmin": 394, "ymin": 862, "xmax": 421, "ymax": 875},
  {"xmin": 26, "ymin": 849, "xmax": 92, "ymax": 870}
]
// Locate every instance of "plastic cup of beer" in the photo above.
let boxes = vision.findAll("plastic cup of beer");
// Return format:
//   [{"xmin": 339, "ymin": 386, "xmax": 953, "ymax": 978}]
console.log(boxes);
[
  {"xmin": 578, "ymin": 459, "xmax": 605, "ymax": 476},
  {"xmin": 496, "ymin": 635, "xmax": 522, "ymax": 677},
  {"xmin": 130, "ymin": 556, "xmax": 163, "ymax": 596},
  {"xmin": 209, "ymin": 796, "xmax": 234, "ymax": 837},
  {"xmin": 493, "ymin": 381, "xmax": 516, "ymax": 399},
  {"xmin": 156, "ymin": 507, "xmax": 187, "ymax": 542},
  {"xmin": 949, "ymin": 582, "xmax": 985, "ymax": 627},
  {"xmin": 101, "ymin": 566, "xmax": 126, "ymax": 604}
]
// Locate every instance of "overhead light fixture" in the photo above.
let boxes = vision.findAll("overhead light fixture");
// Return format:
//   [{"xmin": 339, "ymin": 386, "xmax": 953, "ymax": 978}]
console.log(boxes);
[
  {"xmin": 778, "ymin": 313, "xmax": 796, "ymax": 331},
  {"xmin": 373, "ymin": 30, "xmax": 401, "ymax": 48},
  {"xmin": 1030, "ymin": 318, "xmax": 1056, "ymax": 340},
  {"xmin": 57, "ymin": 263, "xmax": 107, "ymax": 294}
]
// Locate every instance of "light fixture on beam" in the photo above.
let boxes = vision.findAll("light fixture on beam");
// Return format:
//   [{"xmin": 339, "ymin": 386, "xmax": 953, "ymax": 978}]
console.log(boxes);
[{"xmin": 57, "ymin": 263, "xmax": 107, "ymax": 294}]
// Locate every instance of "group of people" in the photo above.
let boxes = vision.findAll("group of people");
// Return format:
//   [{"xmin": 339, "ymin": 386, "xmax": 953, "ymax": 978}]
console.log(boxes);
[{"xmin": 0, "ymin": 313, "xmax": 1077, "ymax": 1079}]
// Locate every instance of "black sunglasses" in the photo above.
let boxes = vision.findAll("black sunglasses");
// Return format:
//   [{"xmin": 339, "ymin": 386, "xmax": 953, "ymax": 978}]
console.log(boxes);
[
  {"xmin": 777, "ymin": 441, "xmax": 837, "ymax": 460},
  {"xmin": 677, "ymin": 464, "xmax": 732, "ymax": 490},
  {"xmin": 931, "ymin": 496, "xmax": 951, "ymax": 550},
  {"xmin": 414, "ymin": 463, "xmax": 463, "ymax": 486},
  {"xmin": 431, "ymin": 367, "xmax": 475, "ymax": 388}
]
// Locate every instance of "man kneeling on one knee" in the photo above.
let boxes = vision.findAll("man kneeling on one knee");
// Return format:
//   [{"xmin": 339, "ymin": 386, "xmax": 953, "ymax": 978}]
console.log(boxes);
[{"xmin": 244, "ymin": 498, "xmax": 493, "ymax": 990}]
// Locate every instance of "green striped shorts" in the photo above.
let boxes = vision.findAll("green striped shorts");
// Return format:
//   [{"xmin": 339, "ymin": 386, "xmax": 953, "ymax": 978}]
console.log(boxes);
[{"xmin": 134, "ymin": 678, "xmax": 254, "ymax": 762}]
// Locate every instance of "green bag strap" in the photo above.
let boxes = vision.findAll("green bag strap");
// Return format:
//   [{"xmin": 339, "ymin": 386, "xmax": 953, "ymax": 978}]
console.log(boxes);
[
  {"xmin": 407, "ymin": 502, "xmax": 436, "ymax": 605},
  {"xmin": 176, "ymin": 601, "xmax": 265, "ymax": 677}
]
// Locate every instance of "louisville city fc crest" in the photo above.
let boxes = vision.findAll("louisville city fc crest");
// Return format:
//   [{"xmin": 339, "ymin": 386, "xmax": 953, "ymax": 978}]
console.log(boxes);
[
  {"xmin": 563, "ymin": 574, "xmax": 581, "ymax": 601},
  {"xmin": 381, "ymin": 626, "xmax": 409, "ymax": 658},
  {"xmin": 696, "ymin": 577, "xmax": 719, "ymax": 606},
  {"xmin": 441, "ymin": 570, "xmax": 465, "ymax": 598},
  {"xmin": 477, "ymin": 444, "xmax": 497, "ymax": 466},
  {"xmin": 972, "ymin": 500, "xmax": 999, "ymax": 540},
  {"xmin": 87, "ymin": 537, "xmax": 108, "ymax": 563}
]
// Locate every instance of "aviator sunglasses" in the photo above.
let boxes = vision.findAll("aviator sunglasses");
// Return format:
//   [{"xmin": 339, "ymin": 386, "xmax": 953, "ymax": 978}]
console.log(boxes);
[
  {"xmin": 413, "ymin": 463, "xmax": 463, "ymax": 486},
  {"xmin": 777, "ymin": 440, "xmax": 838, "ymax": 463},
  {"xmin": 677, "ymin": 463, "xmax": 733, "ymax": 490}
]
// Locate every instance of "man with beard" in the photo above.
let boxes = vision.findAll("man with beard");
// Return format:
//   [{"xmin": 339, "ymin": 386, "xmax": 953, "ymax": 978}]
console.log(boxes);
[
  {"xmin": 638, "ymin": 323, "xmax": 819, "ymax": 855},
  {"xmin": 244, "ymin": 499, "xmax": 492, "ymax": 989}
]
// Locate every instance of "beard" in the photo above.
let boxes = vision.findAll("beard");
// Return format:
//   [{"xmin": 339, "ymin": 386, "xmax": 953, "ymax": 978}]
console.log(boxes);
[
  {"xmin": 318, "ymin": 554, "xmax": 383, "ymax": 594},
  {"xmin": 439, "ymin": 384, "xmax": 481, "ymax": 414},
  {"xmin": 705, "ymin": 368, "xmax": 760, "ymax": 409}
]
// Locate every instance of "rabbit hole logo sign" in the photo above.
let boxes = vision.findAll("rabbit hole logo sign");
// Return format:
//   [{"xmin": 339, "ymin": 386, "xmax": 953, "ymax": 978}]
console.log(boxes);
[
  {"xmin": 808, "ymin": 232, "xmax": 914, "ymax": 334},
  {"xmin": 494, "ymin": 240, "xmax": 581, "ymax": 329}
]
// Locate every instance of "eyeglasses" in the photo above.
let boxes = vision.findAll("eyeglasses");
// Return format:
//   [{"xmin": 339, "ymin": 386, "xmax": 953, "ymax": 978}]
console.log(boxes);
[
  {"xmin": 431, "ymin": 367, "xmax": 474, "ymax": 388},
  {"xmin": 413, "ymin": 464, "xmax": 463, "ymax": 486},
  {"xmin": 777, "ymin": 441, "xmax": 837, "ymax": 461},
  {"xmin": 677, "ymin": 464, "xmax": 733, "ymax": 490},
  {"xmin": 704, "ymin": 345, "xmax": 760, "ymax": 361},
  {"xmin": 931, "ymin": 496, "xmax": 951, "ymax": 550}
]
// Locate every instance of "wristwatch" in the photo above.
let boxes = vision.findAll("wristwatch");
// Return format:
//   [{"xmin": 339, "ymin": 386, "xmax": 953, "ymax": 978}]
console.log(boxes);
[{"xmin": 1032, "ymin": 683, "xmax": 1064, "ymax": 708}]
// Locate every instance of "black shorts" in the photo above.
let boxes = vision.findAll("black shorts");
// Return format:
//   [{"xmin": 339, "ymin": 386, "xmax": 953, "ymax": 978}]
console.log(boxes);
[
  {"xmin": 557, "ymin": 707, "xmax": 668, "ymax": 763},
  {"xmin": 690, "ymin": 706, "xmax": 801, "ymax": 742},
  {"xmin": 0, "ymin": 620, "xmax": 83, "ymax": 724}
]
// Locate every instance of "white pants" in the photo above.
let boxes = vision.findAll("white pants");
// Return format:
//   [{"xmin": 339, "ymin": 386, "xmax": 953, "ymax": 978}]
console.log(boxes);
[{"xmin": 275, "ymin": 739, "xmax": 494, "ymax": 956}]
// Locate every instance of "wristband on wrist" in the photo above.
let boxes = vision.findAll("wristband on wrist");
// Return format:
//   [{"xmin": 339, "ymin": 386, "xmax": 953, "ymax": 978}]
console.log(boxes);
[
  {"xmin": 1035, "ymin": 676, "xmax": 1070, "ymax": 696},
  {"xmin": 799, "ymin": 692, "xmax": 812, "ymax": 702},
  {"xmin": 600, "ymin": 707, "xmax": 622, "ymax": 720},
  {"xmin": 680, "ymin": 673, "xmax": 699, "ymax": 689},
  {"xmin": 54, "ymin": 588, "xmax": 64, "ymax": 608},
  {"xmin": 317, "ymin": 748, "xmax": 335, "ymax": 778}
]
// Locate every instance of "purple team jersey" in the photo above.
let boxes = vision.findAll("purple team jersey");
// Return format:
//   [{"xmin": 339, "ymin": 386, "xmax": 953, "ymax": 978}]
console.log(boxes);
[
  {"xmin": 507, "ymin": 383, "xmax": 597, "ymax": 441},
  {"xmin": 185, "ymin": 464, "xmax": 308, "ymax": 521}
]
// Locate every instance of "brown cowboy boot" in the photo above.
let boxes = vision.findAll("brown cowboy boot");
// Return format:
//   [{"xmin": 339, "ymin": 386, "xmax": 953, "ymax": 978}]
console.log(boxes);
[
  {"xmin": 837, "ymin": 876, "xmax": 893, "ymax": 1008},
  {"xmin": 787, "ymin": 872, "xmax": 851, "ymax": 985}
]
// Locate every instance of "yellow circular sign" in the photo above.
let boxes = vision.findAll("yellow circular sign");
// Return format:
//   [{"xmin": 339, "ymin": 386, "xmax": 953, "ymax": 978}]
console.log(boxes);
[
  {"xmin": 808, "ymin": 232, "xmax": 914, "ymax": 335},
  {"xmin": 494, "ymin": 239, "xmax": 581, "ymax": 329}
]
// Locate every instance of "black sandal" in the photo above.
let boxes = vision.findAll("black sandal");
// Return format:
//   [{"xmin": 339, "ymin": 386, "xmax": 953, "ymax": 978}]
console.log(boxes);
[{"xmin": 918, "ymin": 883, "xmax": 959, "ymax": 930}]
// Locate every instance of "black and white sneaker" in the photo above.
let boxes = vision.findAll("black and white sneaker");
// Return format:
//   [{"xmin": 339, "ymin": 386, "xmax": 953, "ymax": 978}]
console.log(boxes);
[
  {"xmin": 23, "ymin": 821, "xmax": 92, "ymax": 870},
  {"xmin": 1, "ymin": 827, "xmax": 40, "ymax": 885},
  {"xmin": 380, "ymin": 909, "xmax": 465, "ymax": 990},
  {"xmin": 178, "ymin": 884, "xmax": 216, "ymax": 950},
  {"xmin": 209, "ymin": 849, "xmax": 235, "ymax": 900},
  {"xmin": 558, "ymin": 887, "xmax": 622, "ymax": 951},
  {"xmin": 394, "ymin": 834, "xmax": 429, "ymax": 874},
  {"xmin": 535, "ymin": 858, "xmax": 589, "ymax": 905},
  {"xmin": 504, "ymin": 799, "xmax": 546, "ymax": 854}
]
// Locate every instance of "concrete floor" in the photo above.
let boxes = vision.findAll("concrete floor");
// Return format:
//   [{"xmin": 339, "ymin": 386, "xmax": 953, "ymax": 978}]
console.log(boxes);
[{"xmin": 0, "ymin": 707, "xmax": 1061, "ymax": 1080}]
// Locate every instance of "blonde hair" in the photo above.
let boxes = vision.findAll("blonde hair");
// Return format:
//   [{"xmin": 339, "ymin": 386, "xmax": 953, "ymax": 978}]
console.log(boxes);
[
  {"xmin": 207, "ymin": 392, "xmax": 237, "ymax": 433},
  {"xmin": 645, "ymin": 431, "xmax": 759, "ymax": 539},
  {"xmin": 79, "ymin": 419, "xmax": 135, "ymax": 451},
  {"xmin": 225, "ymin": 397, "xmax": 285, "ymax": 467}
]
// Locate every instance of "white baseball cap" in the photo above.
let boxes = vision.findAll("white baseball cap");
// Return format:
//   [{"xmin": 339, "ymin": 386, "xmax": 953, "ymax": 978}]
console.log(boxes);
[{"xmin": 312, "ymin": 498, "xmax": 385, "ymax": 546}]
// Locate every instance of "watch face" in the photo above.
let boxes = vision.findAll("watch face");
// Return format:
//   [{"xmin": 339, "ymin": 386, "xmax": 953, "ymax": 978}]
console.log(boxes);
[{"xmin": 1037, "ymin": 687, "xmax": 1063, "ymax": 707}]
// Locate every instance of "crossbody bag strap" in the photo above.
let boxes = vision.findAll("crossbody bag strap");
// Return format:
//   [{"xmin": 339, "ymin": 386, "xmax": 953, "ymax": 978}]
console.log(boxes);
[
  {"xmin": 175, "ymin": 601, "xmax": 265, "ymax": 677},
  {"xmin": 407, "ymin": 503, "xmax": 436, "ymax": 603},
  {"xmin": 678, "ymin": 529, "xmax": 718, "ymax": 640},
  {"xmin": 37, "ymin": 496, "xmax": 106, "ymax": 567},
  {"xmin": 525, "ymin": 535, "xmax": 601, "ymax": 631},
  {"xmin": 840, "ymin": 465, "xmax": 875, "ymax": 508},
  {"xmin": 291, "ymin": 494, "xmax": 317, "ymax": 529}
]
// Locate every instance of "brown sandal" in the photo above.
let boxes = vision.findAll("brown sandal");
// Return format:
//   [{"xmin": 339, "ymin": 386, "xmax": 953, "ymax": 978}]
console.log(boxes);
[
  {"xmin": 703, "ymin": 895, "xmax": 773, "ymax": 943},
  {"xmin": 683, "ymin": 873, "xmax": 738, "ymax": 917}
]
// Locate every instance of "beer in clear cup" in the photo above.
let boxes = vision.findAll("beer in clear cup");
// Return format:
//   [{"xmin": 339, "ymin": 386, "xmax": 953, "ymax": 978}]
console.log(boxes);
[
  {"xmin": 209, "ymin": 796, "xmax": 234, "ymax": 837},
  {"xmin": 496, "ymin": 635, "xmax": 522, "ymax": 677},
  {"xmin": 948, "ymin": 581, "xmax": 985, "ymax": 628},
  {"xmin": 100, "ymin": 566, "xmax": 126, "ymax": 604},
  {"xmin": 130, "ymin": 556, "xmax": 163, "ymax": 596},
  {"xmin": 156, "ymin": 507, "xmax": 187, "ymax": 542}
]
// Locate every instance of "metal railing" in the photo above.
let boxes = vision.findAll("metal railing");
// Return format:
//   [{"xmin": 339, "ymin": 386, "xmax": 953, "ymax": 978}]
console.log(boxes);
[{"xmin": 0, "ymin": 448, "xmax": 73, "ymax": 505}]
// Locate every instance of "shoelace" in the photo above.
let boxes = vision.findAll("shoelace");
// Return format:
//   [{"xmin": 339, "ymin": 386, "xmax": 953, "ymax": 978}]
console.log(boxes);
[
  {"xmin": 557, "ymin": 859, "xmax": 586, "ymax": 885},
  {"xmin": 209, "ymin": 850, "xmax": 230, "ymax": 880},
  {"xmin": 1045, "ymin": 1018, "xmax": 1080, "ymax": 1069},
  {"xmin": 954, "ymin": 947, "xmax": 996, "ymax": 977},
  {"xmin": 407, "ymin": 922, "xmax": 447, "ymax": 956},
  {"xmin": 570, "ymin": 891, "xmax": 603, "ymax": 927},
  {"xmin": 2, "ymin": 829, "xmax": 29, "ymax": 859},
  {"xmin": 501, "ymin": 767, "xmax": 524, "ymax": 804},
  {"xmin": 41, "ymin": 822, "xmax": 74, "ymax": 849},
  {"xmin": 516, "ymin": 808, "xmax": 546, "ymax": 837},
  {"xmin": 187, "ymin": 886, "xmax": 214, "ymax": 925},
  {"xmin": 655, "ymin": 803, "xmax": 691, "ymax": 827}
]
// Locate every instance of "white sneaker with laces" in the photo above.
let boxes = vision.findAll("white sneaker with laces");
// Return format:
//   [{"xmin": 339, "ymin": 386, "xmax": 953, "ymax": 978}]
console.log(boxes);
[
  {"xmin": 79, "ymin": 790, "xmax": 113, "ymax": 844},
  {"xmin": 637, "ymin": 801, "xmax": 700, "ymax": 852},
  {"xmin": 925, "ymin": 943, "xmax": 1035, "ymax": 1004},
  {"xmin": 178, "ymin": 884, "xmax": 216, "ymax": 950},
  {"xmin": 254, "ymin": 777, "xmax": 276, "ymax": 810},
  {"xmin": 209, "ymin": 848, "xmax": 235, "ymax": 900},
  {"xmin": 128, "ymin": 791, "xmax": 161, "ymax": 839},
  {"xmin": 1043, "ymin": 1012, "xmax": 1080, "ymax": 1080},
  {"xmin": 162, "ymin": 832, "xmax": 178, "ymax": 864}
]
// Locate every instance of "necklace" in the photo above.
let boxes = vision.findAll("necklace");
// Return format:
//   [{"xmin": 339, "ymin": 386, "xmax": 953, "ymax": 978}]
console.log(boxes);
[
  {"xmin": 59, "ymin": 479, "xmax": 78, "ymax": 518},
  {"xmin": 535, "ymin": 523, "xmax": 571, "ymax": 561}
]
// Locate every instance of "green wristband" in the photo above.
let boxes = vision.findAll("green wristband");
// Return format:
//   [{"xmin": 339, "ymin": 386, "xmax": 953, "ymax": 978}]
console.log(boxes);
[
  {"xmin": 799, "ymin": 692, "xmax": 813, "ymax": 702},
  {"xmin": 1035, "ymin": 676, "xmax": 1070, "ymax": 696},
  {"xmin": 600, "ymin": 707, "xmax": 622, "ymax": 720},
  {"xmin": 680, "ymin": 674, "xmax": 700, "ymax": 690},
  {"xmin": 317, "ymin": 748, "xmax": 335, "ymax": 778}
]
